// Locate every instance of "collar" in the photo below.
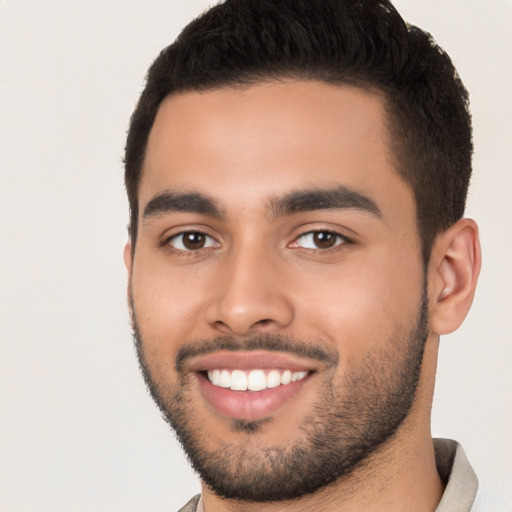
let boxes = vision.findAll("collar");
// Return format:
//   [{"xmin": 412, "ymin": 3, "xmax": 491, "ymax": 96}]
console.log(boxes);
[{"xmin": 434, "ymin": 438, "xmax": 478, "ymax": 512}]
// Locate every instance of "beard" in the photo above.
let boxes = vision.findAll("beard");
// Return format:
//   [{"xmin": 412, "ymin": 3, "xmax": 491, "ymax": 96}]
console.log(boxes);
[{"xmin": 131, "ymin": 288, "xmax": 429, "ymax": 502}]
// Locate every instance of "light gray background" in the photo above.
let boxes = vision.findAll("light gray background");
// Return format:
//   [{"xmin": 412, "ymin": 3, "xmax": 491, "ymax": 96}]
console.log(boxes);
[{"xmin": 0, "ymin": 1, "xmax": 510, "ymax": 510}]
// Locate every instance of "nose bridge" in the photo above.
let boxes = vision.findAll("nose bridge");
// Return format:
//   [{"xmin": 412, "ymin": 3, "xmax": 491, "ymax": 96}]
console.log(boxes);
[{"xmin": 206, "ymin": 237, "xmax": 294, "ymax": 335}]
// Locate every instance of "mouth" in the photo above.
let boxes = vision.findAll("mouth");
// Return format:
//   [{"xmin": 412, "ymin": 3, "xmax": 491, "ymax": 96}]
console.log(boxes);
[{"xmin": 188, "ymin": 351, "xmax": 318, "ymax": 422}]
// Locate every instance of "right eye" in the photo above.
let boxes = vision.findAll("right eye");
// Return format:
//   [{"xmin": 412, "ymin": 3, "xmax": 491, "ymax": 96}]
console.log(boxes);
[{"xmin": 166, "ymin": 231, "xmax": 218, "ymax": 251}]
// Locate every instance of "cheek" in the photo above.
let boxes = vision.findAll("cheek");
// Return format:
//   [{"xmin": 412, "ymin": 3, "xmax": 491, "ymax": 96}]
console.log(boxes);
[
  {"xmin": 130, "ymin": 256, "xmax": 209, "ymax": 356},
  {"xmin": 292, "ymin": 250, "xmax": 423, "ymax": 356}
]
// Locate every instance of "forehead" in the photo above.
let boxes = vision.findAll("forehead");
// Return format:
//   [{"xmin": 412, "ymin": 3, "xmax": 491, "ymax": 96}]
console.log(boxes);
[{"xmin": 140, "ymin": 80, "xmax": 413, "ymax": 221}]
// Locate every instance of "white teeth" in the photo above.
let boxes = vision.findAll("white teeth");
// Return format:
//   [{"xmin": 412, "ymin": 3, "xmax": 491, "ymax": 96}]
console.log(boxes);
[
  {"xmin": 266, "ymin": 370, "xmax": 281, "ymax": 389},
  {"xmin": 247, "ymin": 369, "xmax": 267, "ymax": 391},
  {"xmin": 219, "ymin": 369, "xmax": 231, "ymax": 388},
  {"xmin": 230, "ymin": 370, "xmax": 248, "ymax": 391},
  {"xmin": 207, "ymin": 368, "xmax": 309, "ymax": 391},
  {"xmin": 291, "ymin": 371, "xmax": 307, "ymax": 382},
  {"xmin": 281, "ymin": 370, "xmax": 292, "ymax": 385},
  {"xmin": 207, "ymin": 370, "xmax": 216, "ymax": 384}
]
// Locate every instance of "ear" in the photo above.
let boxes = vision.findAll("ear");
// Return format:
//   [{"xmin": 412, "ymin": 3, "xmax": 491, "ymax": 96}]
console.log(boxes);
[
  {"xmin": 123, "ymin": 238, "xmax": 133, "ymax": 274},
  {"xmin": 123, "ymin": 238, "xmax": 134, "ymax": 312},
  {"xmin": 428, "ymin": 219, "xmax": 481, "ymax": 335}
]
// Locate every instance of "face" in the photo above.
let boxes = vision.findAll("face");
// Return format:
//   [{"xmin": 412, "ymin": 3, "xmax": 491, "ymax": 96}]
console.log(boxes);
[{"xmin": 126, "ymin": 81, "xmax": 428, "ymax": 501}]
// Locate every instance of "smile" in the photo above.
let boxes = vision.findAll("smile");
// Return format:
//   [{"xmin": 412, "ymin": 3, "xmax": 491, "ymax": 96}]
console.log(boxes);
[
  {"xmin": 187, "ymin": 351, "xmax": 318, "ymax": 421},
  {"xmin": 207, "ymin": 368, "xmax": 309, "ymax": 391}
]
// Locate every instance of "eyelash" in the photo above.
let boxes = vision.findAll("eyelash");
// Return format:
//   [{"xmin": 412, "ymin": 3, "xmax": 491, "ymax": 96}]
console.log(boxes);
[{"xmin": 162, "ymin": 228, "xmax": 351, "ymax": 254}]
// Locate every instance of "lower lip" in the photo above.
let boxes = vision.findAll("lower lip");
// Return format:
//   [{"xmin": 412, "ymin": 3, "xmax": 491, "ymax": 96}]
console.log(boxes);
[{"xmin": 196, "ymin": 373, "xmax": 311, "ymax": 421}]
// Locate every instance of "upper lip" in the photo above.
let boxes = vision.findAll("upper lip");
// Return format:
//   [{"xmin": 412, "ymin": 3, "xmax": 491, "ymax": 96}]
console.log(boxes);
[{"xmin": 185, "ymin": 350, "xmax": 320, "ymax": 373}]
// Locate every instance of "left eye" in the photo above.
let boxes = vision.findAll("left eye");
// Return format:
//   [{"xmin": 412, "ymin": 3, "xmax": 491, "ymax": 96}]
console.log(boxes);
[
  {"xmin": 167, "ymin": 231, "xmax": 218, "ymax": 251},
  {"xmin": 293, "ymin": 231, "xmax": 346, "ymax": 250}
]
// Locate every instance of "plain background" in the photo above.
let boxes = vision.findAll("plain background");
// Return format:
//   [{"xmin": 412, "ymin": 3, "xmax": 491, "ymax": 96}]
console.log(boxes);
[{"xmin": 0, "ymin": 1, "xmax": 510, "ymax": 510}]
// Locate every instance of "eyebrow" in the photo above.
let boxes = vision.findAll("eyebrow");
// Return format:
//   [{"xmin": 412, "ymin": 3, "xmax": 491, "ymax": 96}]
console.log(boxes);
[
  {"xmin": 143, "ymin": 191, "xmax": 224, "ymax": 220},
  {"xmin": 269, "ymin": 185, "xmax": 382, "ymax": 219},
  {"xmin": 142, "ymin": 185, "xmax": 382, "ymax": 222}
]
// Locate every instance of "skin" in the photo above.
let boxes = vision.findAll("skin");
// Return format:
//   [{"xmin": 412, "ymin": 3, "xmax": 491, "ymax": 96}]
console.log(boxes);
[{"xmin": 124, "ymin": 80, "xmax": 481, "ymax": 512}]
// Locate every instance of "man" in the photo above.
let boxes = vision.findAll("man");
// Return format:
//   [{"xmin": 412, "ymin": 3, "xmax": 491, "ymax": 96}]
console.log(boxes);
[{"xmin": 123, "ymin": 0, "xmax": 481, "ymax": 510}]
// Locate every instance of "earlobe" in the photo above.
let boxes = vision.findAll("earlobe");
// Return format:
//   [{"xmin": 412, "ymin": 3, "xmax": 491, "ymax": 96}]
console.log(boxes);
[{"xmin": 429, "ymin": 219, "xmax": 481, "ymax": 335}]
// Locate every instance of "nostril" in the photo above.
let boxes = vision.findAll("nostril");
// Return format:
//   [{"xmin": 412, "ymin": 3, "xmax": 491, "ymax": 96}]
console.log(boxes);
[
  {"xmin": 255, "ymin": 319, "xmax": 273, "ymax": 326},
  {"xmin": 213, "ymin": 320, "xmax": 231, "ymax": 331}
]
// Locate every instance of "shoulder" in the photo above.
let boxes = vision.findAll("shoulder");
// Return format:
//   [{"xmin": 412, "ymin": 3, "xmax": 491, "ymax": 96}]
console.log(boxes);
[
  {"xmin": 434, "ymin": 438, "xmax": 478, "ymax": 512},
  {"xmin": 177, "ymin": 494, "xmax": 201, "ymax": 512},
  {"xmin": 434, "ymin": 439, "xmax": 512, "ymax": 512}
]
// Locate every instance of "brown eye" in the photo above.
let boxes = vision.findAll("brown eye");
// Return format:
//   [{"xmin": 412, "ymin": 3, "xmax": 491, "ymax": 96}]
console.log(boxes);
[
  {"xmin": 294, "ymin": 231, "xmax": 346, "ymax": 250},
  {"xmin": 183, "ymin": 232, "xmax": 206, "ymax": 249},
  {"xmin": 312, "ymin": 232, "xmax": 337, "ymax": 249},
  {"xmin": 168, "ymin": 231, "xmax": 217, "ymax": 251}
]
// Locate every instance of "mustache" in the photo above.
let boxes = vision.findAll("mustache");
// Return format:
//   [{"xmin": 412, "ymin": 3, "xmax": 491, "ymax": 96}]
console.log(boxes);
[{"xmin": 175, "ymin": 333, "xmax": 339, "ymax": 373}]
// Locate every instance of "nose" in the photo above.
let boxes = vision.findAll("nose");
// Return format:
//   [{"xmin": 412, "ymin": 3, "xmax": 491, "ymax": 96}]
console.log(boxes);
[{"xmin": 205, "ymin": 246, "xmax": 294, "ymax": 336}]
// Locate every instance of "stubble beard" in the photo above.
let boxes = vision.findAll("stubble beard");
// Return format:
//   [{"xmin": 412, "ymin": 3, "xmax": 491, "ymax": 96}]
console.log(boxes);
[{"xmin": 131, "ymin": 289, "xmax": 429, "ymax": 502}]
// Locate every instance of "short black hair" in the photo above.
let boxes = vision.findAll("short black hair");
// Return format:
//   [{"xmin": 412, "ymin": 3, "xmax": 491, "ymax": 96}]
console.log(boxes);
[{"xmin": 125, "ymin": 0, "xmax": 472, "ymax": 262}]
